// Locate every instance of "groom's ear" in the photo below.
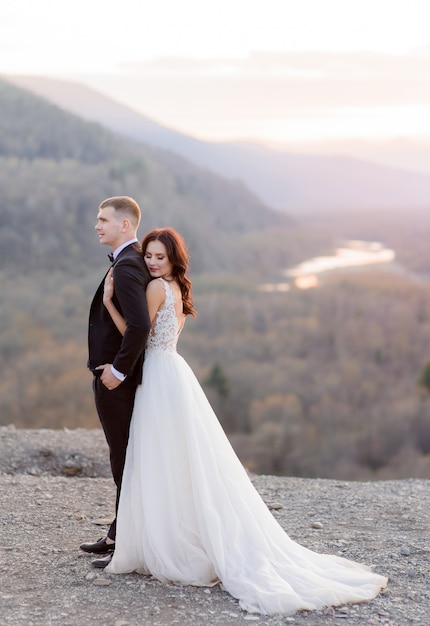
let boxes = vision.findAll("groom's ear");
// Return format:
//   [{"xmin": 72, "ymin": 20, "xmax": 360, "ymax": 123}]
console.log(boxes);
[{"xmin": 121, "ymin": 218, "xmax": 130, "ymax": 232}]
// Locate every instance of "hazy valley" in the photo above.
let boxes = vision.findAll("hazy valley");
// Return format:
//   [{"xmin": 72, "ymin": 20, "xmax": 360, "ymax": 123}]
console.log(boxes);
[{"xmin": 1, "ymin": 76, "xmax": 430, "ymax": 480}]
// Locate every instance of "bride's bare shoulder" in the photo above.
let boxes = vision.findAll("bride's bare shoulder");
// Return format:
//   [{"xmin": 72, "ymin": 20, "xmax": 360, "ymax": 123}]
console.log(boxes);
[{"xmin": 146, "ymin": 278, "xmax": 165, "ymax": 294}]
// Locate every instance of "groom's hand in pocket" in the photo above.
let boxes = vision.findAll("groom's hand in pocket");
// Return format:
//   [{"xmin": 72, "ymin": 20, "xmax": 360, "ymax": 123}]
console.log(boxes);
[{"xmin": 97, "ymin": 364, "xmax": 122, "ymax": 391}]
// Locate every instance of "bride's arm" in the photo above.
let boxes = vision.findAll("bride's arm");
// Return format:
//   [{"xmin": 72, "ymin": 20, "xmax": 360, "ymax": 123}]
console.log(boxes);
[
  {"xmin": 103, "ymin": 269, "xmax": 127, "ymax": 336},
  {"xmin": 146, "ymin": 279, "xmax": 166, "ymax": 324}
]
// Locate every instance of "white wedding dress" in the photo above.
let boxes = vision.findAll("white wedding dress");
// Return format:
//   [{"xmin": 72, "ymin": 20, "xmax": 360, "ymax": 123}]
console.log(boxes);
[{"xmin": 107, "ymin": 278, "xmax": 387, "ymax": 615}]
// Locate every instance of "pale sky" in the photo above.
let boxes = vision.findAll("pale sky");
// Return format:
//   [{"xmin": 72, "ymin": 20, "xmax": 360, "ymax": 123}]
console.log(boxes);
[{"xmin": 2, "ymin": 0, "xmax": 430, "ymax": 143}]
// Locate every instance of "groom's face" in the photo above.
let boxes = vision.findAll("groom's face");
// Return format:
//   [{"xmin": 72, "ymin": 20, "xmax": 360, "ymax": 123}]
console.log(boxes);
[{"xmin": 95, "ymin": 205, "xmax": 124, "ymax": 249}]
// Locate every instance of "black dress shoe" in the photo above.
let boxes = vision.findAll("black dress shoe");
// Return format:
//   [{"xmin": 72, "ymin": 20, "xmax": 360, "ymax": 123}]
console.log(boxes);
[
  {"xmin": 92, "ymin": 554, "xmax": 113, "ymax": 568},
  {"xmin": 80, "ymin": 537, "xmax": 115, "ymax": 554}
]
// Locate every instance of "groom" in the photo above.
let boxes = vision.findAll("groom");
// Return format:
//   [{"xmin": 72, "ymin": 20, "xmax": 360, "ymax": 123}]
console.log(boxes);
[{"xmin": 81, "ymin": 196, "xmax": 151, "ymax": 567}]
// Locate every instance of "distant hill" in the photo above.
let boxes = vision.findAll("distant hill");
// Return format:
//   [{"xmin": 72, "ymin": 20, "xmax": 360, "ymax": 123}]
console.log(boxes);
[
  {"xmin": 0, "ymin": 77, "xmax": 312, "ymax": 277},
  {"xmin": 4, "ymin": 74, "xmax": 430, "ymax": 213},
  {"xmin": 279, "ymin": 136, "xmax": 430, "ymax": 175}
]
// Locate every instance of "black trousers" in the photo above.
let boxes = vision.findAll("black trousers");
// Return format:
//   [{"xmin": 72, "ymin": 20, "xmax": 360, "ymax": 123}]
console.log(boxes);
[{"xmin": 92, "ymin": 375, "xmax": 137, "ymax": 540}]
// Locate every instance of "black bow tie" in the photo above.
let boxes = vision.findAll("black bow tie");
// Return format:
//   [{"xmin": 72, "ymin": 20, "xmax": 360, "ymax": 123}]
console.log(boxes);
[{"xmin": 108, "ymin": 252, "xmax": 114, "ymax": 263}]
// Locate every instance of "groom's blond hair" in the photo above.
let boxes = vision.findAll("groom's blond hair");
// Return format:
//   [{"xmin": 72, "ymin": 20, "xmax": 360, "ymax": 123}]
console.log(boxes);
[{"xmin": 99, "ymin": 196, "xmax": 141, "ymax": 229}]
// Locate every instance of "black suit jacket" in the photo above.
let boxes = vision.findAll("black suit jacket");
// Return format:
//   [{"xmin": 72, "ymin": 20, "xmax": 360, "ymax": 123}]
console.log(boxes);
[{"xmin": 88, "ymin": 243, "xmax": 151, "ymax": 385}]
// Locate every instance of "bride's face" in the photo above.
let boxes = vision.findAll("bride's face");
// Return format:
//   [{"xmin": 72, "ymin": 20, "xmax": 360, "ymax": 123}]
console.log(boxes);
[{"xmin": 145, "ymin": 240, "xmax": 174, "ymax": 279}]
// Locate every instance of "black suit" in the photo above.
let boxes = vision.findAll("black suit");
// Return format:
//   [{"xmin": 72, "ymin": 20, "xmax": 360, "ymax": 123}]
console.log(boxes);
[{"xmin": 88, "ymin": 243, "xmax": 151, "ymax": 540}]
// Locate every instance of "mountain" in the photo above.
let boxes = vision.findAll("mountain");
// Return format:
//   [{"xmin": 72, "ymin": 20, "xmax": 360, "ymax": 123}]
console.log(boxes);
[
  {"xmin": 4, "ymin": 74, "xmax": 430, "ymax": 213},
  {"xmin": 0, "ymin": 77, "xmax": 303, "ymax": 277},
  {"xmin": 2, "ymin": 74, "xmax": 201, "ymax": 158},
  {"xmin": 277, "ymin": 137, "xmax": 430, "ymax": 175}
]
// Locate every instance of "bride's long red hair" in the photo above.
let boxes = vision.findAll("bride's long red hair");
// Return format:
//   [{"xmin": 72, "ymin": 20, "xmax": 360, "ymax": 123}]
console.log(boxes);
[{"xmin": 141, "ymin": 228, "xmax": 196, "ymax": 317}]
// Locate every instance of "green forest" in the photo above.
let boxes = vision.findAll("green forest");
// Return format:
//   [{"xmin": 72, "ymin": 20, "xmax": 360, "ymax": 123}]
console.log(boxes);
[{"xmin": 1, "ymin": 77, "xmax": 430, "ymax": 481}]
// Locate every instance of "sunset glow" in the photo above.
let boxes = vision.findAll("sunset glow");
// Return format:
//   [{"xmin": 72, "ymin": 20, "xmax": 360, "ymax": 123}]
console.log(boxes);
[{"xmin": 1, "ymin": 0, "xmax": 430, "ymax": 144}]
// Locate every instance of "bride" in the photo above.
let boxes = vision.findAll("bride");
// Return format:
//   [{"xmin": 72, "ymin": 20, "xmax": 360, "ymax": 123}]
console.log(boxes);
[{"xmin": 101, "ymin": 227, "xmax": 387, "ymax": 616}]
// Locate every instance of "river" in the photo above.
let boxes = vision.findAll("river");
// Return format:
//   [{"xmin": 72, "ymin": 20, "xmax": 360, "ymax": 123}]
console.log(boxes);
[{"xmin": 260, "ymin": 240, "xmax": 396, "ymax": 292}]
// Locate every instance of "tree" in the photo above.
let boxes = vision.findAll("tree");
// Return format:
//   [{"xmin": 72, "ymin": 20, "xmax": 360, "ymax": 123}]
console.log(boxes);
[
  {"xmin": 205, "ymin": 364, "xmax": 230, "ymax": 399},
  {"xmin": 418, "ymin": 362, "xmax": 430, "ymax": 392}
]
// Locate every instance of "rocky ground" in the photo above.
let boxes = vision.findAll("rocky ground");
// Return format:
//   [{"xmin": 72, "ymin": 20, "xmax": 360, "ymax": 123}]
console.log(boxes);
[{"xmin": 0, "ymin": 425, "xmax": 429, "ymax": 626}]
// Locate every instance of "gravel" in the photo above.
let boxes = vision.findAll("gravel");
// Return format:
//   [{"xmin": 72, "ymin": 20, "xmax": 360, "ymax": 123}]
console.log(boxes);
[{"xmin": 0, "ymin": 425, "xmax": 429, "ymax": 625}]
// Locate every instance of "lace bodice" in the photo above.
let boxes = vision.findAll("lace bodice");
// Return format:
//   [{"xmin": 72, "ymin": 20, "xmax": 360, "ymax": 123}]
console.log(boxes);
[{"xmin": 146, "ymin": 278, "xmax": 183, "ymax": 355}]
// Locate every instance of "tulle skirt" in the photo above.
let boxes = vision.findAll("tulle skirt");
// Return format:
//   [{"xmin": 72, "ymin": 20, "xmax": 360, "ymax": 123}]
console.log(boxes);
[{"xmin": 107, "ymin": 350, "xmax": 387, "ymax": 615}]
